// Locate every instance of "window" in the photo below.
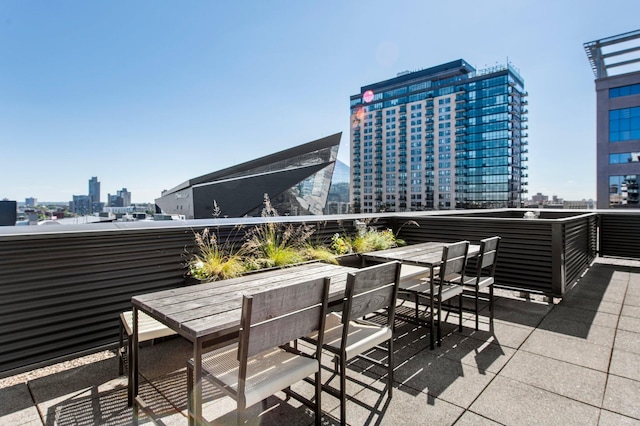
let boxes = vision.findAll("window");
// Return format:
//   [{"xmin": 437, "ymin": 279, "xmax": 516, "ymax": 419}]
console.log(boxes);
[
  {"xmin": 610, "ymin": 83, "xmax": 640, "ymax": 98},
  {"xmin": 609, "ymin": 175, "xmax": 639, "ymax": 207},
  {"xmin": 610, "ymin": 107, "xmax": 640, "ymax": 142},
  {"xmin": 610, "ymin": 152, "xmax": 640, "ymax": 164}
]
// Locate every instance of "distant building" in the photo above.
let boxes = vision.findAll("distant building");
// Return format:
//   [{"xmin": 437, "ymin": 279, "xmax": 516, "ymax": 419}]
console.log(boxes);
[
  {"xmin": 531, "ymin": 192, "xmax": 549, "ymax": 204},
  {"xmin": 71, "ymin": 195, "xmax": 91, "ymax": 215},
  {"xmin": 0, "ymin": 200, "xmax": 17, "ymax": 226},
  {"xmin": 88, "ymin": 176, "xmax": 101, "ymax": 213},
  {"xmin": 325, "ymin": 160, "xmax": 350, "ymax": 214},
  {"xmin": 107, "ymin": 188, "xmax": 131, "ymax": 208},
  {"xmin": 350, "ymin": 59, "xmax": 528, "ymax": 213},
  {"xmin": 585, "ymin": 29, "xmax": 640, "ymax": 208},
  {"xmin": 25, "ymin": 197, "xmax": 37, "ymax": 207},
  {"xmin": 155, "ymin": 133, "xmax": 342, "ymax": 218}
]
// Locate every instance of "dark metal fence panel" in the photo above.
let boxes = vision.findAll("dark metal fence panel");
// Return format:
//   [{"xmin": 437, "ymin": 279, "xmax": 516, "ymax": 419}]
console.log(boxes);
[
  {"xmin": 0, "ymin": 210, "xmax": 598, "ymax": 378},
  {"xmin": 0, "ymin": 227, "xmax": 194, "ymax": 378},
  {"xmin": 392, "ymin": 212, "xmax": 598, "ymax": 298},
  {"xmin": 393, "ymin": 216, "xmax": 556, "ymax": 295},
  {"xmin": 0, "ymin": 216, "xmax": 374, "ymax": 378},
  {"xmin": 598, "ymin": 211, "xmax": 640, "ymax": 259},
  {"xmin": 563, "ymin": 215, "xmax": 598, "ymax": 293}
]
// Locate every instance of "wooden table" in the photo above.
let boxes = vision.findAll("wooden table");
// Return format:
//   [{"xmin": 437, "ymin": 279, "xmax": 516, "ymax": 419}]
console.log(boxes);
[
  {"xmin": 361, "ymin": 241, "xmax": 479, "ymax": 268},
  {"xmin": 130, "ymin": 262, "xmax": 358, "ymax": 425},
  {"xmin": 361, "ymin": 241, "xmax": 480, "ymax": 349}
]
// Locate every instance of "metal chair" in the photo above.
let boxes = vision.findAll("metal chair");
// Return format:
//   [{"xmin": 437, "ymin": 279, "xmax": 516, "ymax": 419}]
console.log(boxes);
[
  {"xmin": 187, "ymin": 277, "xmax": 331, "ymax": 426},
  {"xmin": 462, "ymin": 236, "xmax": 501, "ymax": 330},
  {"xmin": 304, "ymin": 261, "xmax": 401, "ymax": 426},
  {"xmin": 118, "ymin": 310, "xmax": 176, "ymax": 407},
  {"xmin": 397, "ymin": 240, "xmax": 470, "ymax": 348}
]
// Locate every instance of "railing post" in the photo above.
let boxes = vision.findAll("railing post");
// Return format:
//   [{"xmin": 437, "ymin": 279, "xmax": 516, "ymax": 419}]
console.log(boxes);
[{"xmin": 551, "ymin": 221, "xmax": 565, "ymax": 297}]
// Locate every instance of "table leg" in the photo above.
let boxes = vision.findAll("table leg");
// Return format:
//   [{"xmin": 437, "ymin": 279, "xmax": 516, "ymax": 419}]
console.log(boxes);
[
  {"xmin": 429, "ymin": 268, "xmax": 435, "ymax": 350},
  {"xmin": 132, "ymin": 307, "xmax": 139, "ymax": 424},
  {"xmin": 193, "ymin": 340, "xmax": 203, "ymax": 425}
]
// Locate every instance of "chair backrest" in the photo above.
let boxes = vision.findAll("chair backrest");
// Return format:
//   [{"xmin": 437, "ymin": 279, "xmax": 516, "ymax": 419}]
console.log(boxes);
[
  {"xmin": 342, "ymin": 261, "xmax": 401, "ymax": 329},
  {"xmin": 476, "ymin": 236, "xmax": 501, "ymax": 276},
  {"xmin": 439, "ymin": 240, "xmax": 470, "ymax": 282},
  {"xmin": 239, "ymin": 277, "xmax": 331, "ymax": 359}
]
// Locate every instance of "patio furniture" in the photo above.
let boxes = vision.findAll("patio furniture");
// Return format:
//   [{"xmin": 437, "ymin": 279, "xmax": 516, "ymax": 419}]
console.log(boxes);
[
  {"xmin": 462, "ymin": 236, "xmax": 501, "ymax": 330},
  {"xmin": 304, "ymin": 261, "xmax": 401, "ymax": 426},
  {"xmin": 130, "ymin": 262, "xmax": 358, "ymax": 425},
  {"xmin": 118, "ymin": 310, "xmax": 176, "ymax": 407},
  {"xmin": 399, "ymin": 241, "xmax": 470, "ymax": 347},
  {"xmin": 187, "ymin": 276, "xmax": 331, "ymax": 426},
  {"xmin": 361, "ymin": 241, "xmax": 478, "ymax": 349}
]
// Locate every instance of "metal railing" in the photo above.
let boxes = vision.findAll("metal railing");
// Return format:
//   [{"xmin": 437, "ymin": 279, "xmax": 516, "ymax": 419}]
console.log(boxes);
[{"xmin": 1, "ymin": 208, "xmax": 636, "ymax": 378}]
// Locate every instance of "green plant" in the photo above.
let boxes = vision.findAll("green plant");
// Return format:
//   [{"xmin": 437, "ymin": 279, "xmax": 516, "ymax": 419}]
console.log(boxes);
[
  {"xmin": 187, "ymin": 227, "xmax": 247, "ymax": 281},
  {"xmin": 302, "ymin": 244, "xmax": 338, "ymax": 264},
  {"xmin": 243, "ymin": 194, "xmax": 315, "ymax": 269},
  {"xmin": 329, "ymin": 219, "xmax": 418, "ymax": 254}
]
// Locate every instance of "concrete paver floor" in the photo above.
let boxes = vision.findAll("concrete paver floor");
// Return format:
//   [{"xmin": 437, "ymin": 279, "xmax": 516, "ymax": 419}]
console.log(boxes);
[{"xmin": 2, "ymin": 257, "xmax": 639, "ymax": 425}]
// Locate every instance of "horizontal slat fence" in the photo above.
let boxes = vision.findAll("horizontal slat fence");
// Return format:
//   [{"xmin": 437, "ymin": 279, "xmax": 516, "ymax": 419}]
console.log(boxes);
[
  {"xmin": 0, "ymin": 209, "xmax": 608, "ymax": 378},
  {"xmin": 0, "ymin": 216, "xmax": 378, "ymax": 378},
  {"xmin": 391, "ymin": 212, "xmax": 598, "ymax": 297},
  {"xmin": 598, "ymin": 211, "xmax": 640, "ymax": 259}
]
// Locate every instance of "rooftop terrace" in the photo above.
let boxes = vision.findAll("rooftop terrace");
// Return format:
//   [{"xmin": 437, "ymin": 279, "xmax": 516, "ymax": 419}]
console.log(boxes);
[
  {"xmin": 1, "ymin": 208, "xmax": 639, "ymax": 424},
  {"xmin": 1, "ymin": 255, "xmax": 639, "ymax": 425}
]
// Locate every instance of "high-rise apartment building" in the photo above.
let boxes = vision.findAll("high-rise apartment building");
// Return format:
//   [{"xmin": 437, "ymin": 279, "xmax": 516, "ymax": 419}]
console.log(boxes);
[
  {"xmin": 88, "ymin": 177, "xmax": 100, "ymax": 204},
  {"xmin": 108, "ymin": 188, "xmax": 131, "ymax": 207},
  {"xmin": 584, "ymin": 29, "xmax": 640, "ymax": 209},
  {"xmin": 350, "ymin": 59, "xmax": 528, "ymax": 212}
]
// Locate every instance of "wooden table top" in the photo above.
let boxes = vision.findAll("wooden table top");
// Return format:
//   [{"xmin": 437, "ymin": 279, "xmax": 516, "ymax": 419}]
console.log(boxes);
[
  {"xmin": 361, "ymin": 241, "xmax": 480, "ymax": 267},
  {"xmin": 132, "ymin": 262, "xmax": 358, "ymax": 342}
]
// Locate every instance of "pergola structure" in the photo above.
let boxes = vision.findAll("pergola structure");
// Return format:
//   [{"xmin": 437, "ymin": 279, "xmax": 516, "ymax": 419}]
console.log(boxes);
[{"xmin": 584, "ymin": 29, "xmax": 640, "ymax": 78}]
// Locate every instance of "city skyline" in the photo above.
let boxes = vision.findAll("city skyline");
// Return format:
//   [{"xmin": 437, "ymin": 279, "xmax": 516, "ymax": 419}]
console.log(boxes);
[{"xmin": 2, "ymin": 1, "xmax": 640, "ymax": 203}]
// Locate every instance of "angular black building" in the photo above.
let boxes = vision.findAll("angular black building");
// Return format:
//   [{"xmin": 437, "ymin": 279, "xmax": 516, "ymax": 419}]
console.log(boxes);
[{"xmin": 155, "ymin": 133, "xmax": 342, "ymax": 218}]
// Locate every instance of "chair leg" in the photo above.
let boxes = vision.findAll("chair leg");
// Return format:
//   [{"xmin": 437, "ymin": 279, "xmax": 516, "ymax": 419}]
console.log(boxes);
[
  {"xmin": 127, "ymin": 334, "xmax": 134, "ymax": 407},
  {"xmin": 437, "ymin": 294, "xmax": 442, "ymax": 347},
  {"xmin": 339, "ymin": 356, "xmax": 347, "ymax": 426},
  {"xmin": 387, "ymin": 337, "xmax": 394, "ymax": 399},
  {"xmin": 314, "ymin": 369, "xmax": 322, "ymax": 426},
  {"xmin": 236, "ymin": 407, "xmax": 245, "ymax": 426},
  {"xmin": 475, "ymin": 286, "xmax": 480, "ymax": 331},
  {"xmin": 429, "ymin": 295, "xmax": 435, "ymax": 350},
  {"xmin": 118, "ymin": 321, "xmax": 125, "ymax": 376},
  {"xmin": 458, "ymin": 293, "xmax": 463, "ymax": 332},
  {"xmin": 489, "ymin": 285, "xmax": 494, "ymax": 322}
]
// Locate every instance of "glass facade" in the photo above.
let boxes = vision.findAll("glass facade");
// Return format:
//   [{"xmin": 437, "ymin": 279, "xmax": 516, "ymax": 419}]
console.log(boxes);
[
  {"xmin": 350, "ymin": 60, "xmax": 528, "ymax": 212},
  {"xmin": 610, "ymin": 83, "xmax": 640, "ymax": 98},
  {"xmin": 609, "ymin": 107, "xmax": 640, "ymax": 142},
  {"xmin": 609, "ymin": 175, "xmax": 639, "ymax": 206},
  {"xmin": 609, "ymin": 152, "xmax": 640, "ymax": 164}
]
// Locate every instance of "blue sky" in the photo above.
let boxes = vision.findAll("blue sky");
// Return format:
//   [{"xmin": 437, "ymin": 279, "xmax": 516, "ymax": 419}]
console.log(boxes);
[{"xmin": 2, "ymin": 1, "xmax": 639, "ymax": 203}]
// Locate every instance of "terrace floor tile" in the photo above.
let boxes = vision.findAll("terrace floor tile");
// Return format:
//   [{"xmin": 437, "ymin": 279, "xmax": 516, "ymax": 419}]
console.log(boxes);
[
  {"xmin": 543, "ymin": 304, "xmax": 620, "ymax": 329},
  {"xmin": 459, "ymin": 317, "xmax": 535, "ymax": 350},
  {"xmin": 535, "ymin": 316, "xmax": 616, "ymax": 348},
  {"xmin": 609, "ymin": 348, "xmax": 640, "ymax": 382},
  {"xmin": 614, "ymin": 329, "xmax": 640, "ymax": 355},
  {"xmin": 520, "ymin": 329, "xmax": 612, "ymax": 372},
  {"xmin": 621, "ymin": 304, "xmax": 640, "ymax": 319},
  {"xmin": 598, "ymin": 409, "xmax": 640, "ymax": 426},
  {"xmin": 392, "ymin": 348, "xmax": 496, "ymax": 409},
  {"xmin": 469, "ymin": 376, "xmax": 600, "ymax": 426},
  {"xmin": 453, "ymin": 410, "xmax": 502, "ymax": 425},
  {"xmin": 602, "ymin": 375, "xmax": 640, "ymax": 420},
  {"xmin": 499, "ymin": 350, "xmax": 607, "ymax": 406},
  {"xmin": 617, "ymin": 315, "xmax": 640, "ymax": 333},
  {"xmin": 0, "ymin": 383, "xmax": 42, "ymax": 425}
]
